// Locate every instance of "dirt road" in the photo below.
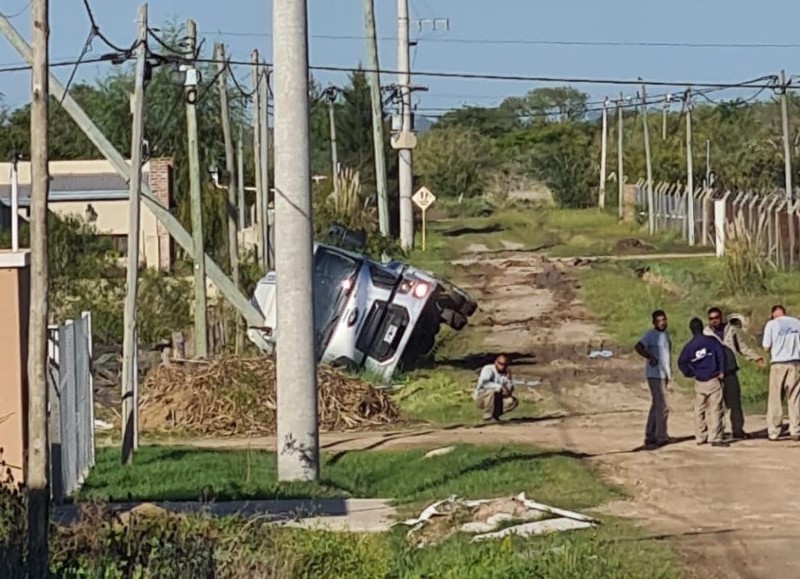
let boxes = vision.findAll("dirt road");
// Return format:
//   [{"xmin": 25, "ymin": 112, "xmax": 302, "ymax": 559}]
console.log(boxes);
[{"xmin": 189, "ymin": 253, "xmax": 800, "ymax": 579}]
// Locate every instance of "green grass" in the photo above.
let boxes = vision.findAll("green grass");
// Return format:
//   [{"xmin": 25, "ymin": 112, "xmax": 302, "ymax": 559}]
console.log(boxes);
[
  {"xmin": 579, "ymin": 257, "xmax": 795, "ymax": 411},
  {"xmin": 80, "ymin": 444, "xmax": 615, "ymax": 509}
]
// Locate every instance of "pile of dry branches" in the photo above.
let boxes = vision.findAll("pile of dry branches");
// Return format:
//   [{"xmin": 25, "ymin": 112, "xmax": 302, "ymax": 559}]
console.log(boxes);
[{"xmin": 139, "ymin": 357, "xmax": 401, "ymax": 436}]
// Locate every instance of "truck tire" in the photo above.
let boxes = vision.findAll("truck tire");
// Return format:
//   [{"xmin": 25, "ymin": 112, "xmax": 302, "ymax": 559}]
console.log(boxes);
[
  {"xmin": 441, "ymin": 309, "xmax": 468, "ymax": 331},
  {"xmin": 460, "ymin": 299, "xmax": 478, "ymax": 317}
]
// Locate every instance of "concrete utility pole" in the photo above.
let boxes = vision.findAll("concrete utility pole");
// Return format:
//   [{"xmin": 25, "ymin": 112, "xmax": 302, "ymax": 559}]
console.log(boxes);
[
  {"xmin": 396, "ymin": 0, "xmax": 414, "ymax": 249},
  {"xmin": 780, "ymin": 70, "xmax": 795, "ymax": 265},
  {"xmin": 362, "ymin": 0, "xmax": 390, "ymax": 237},
  {"xmin": 121, "ymin": 2, "xmax": 148, "ymax": 465},
  {"xmin": 0, "ymin": 12, "xmax": 264, "ymax": 328},
  {"xmin": 215, "ymin": 43, "xmax": 240, "ymax": 289},
  {"xmin": 617, "ymin": 93, "xmax": 624, "ymax": 220},
  {"xmin": 684, "ymin": 89, "xmax": 695, "ymax": 246},
  {"xmin": 28, "ymin": 0, "xmax": 50, "ymax": 574},
  {"xmin": 237, "ymin": 128, "xmax": 245, "ymax": 230},
  {"xmin": 640, "ymin": 83, "xmax": 655, "ymax": 235},
  {"xmin": 259, "ymin": 63, "xmax": 272, "ymax": 270},
  {"xmin": 251, "ymin": 50, "xmax": 266, "ymax": 268},
  {"xmin": 272, "ymin": 0, "xmax": 319, "ymax": 481},
  {"xmin": 598, "ymin": 97, "xmax": 608, "ymax": 209},
  {"xmin": 185, "ymin": 20, "xmax": 208, "ymax": 358},
  {"xmin": 662, "ymin": 94, "xmax": 670, "ymax": 141},
  {"xmin": 703, "ymin": 139, "xmax": 711, "ymax": 246},
  {"xmin": 325, "ymin": 86, "xmax": 340, "ymax": 200}
]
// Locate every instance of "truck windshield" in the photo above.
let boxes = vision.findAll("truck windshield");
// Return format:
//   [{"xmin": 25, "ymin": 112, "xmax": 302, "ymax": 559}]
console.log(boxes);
[{"xmin": 314, "ymin": 247, "xmax": 360, "ymax": 343}]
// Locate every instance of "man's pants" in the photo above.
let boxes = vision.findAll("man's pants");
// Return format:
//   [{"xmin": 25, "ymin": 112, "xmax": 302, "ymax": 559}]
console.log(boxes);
[
  {"xmin": 767, "ymin": 362, "xmax": 800, "ymax": 439},
  {"xmin": 475, "ymin": 389, "xmax": 518, "ymax": 420},
  {"xmin": 722, "ymin": 373, "xmax": 745, "ymax": 437},
  {"xmin": 645, "ymin": 378, "xmax": 670, "ymax": 444},
  {"xmin": 694, "ymin": 378, "xmax": 724, "ymax": 443}
]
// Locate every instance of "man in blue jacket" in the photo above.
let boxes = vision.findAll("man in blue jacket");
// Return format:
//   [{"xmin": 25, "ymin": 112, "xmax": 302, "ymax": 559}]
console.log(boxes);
[{"xmin": 678, "ymin": 318, "xmax": 727, "ymax": 447}]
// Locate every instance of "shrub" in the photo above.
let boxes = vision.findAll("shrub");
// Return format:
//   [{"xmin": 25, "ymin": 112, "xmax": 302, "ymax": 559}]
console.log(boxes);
[{"xmin": 722, "ymin": 211, "xmax": 774, "ymax": 295}]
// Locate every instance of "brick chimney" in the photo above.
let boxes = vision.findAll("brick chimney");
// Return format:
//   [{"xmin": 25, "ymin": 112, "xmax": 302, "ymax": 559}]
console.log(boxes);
[{"xmin": 146, "ymin": 157, "xmax": 174, "ymax": 270}]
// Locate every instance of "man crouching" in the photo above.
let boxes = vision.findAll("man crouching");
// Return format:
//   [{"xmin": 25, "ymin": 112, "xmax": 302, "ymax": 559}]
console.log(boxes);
[
  {"xmin": 473, "ymin": 354, "xmax": 518, "ymax": 422},
  {"xmin": 678, "ymin": 318, "xmax": 727, "ymax": 447}
]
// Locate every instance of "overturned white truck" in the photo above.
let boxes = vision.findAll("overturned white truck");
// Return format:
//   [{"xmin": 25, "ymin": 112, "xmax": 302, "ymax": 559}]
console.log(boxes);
[{"xmin": 246, "ymin": 234, "xmax": 477, "ymax": 380}]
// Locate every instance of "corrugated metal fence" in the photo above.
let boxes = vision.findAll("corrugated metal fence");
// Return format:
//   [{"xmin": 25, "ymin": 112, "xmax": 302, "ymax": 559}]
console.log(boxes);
[{"xmin": 48, "ymin": 311, "xmax": 95, "ymax": 503}]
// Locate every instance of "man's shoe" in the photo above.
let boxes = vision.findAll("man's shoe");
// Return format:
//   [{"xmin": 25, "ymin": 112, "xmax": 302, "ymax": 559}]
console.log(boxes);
[
  {"xmin": 711, "ymin": 441, "xmax": 729, "ymax": 448},
  {"xmin": 768, "ymin": 436, "xmax": 780, "ymax": 442},
  {"xmin": 483, "ymin": 416, "xmax": 500, "ymax": 423},
  {"xmin": 732, "ymin": 432, "xmax": 749, "ymax": 440},
  {"xmin": 696, "ymin": 439, "xmax": 708, "ymax": 446},
  {"xmin": 791, "ymin": 435, "xmax": 800, "ymax": 442}
]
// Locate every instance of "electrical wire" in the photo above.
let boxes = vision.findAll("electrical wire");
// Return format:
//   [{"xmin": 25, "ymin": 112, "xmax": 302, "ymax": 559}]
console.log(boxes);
[
  {"xmin": 201, "ymin": 29, "xmax": 800, "ymax": 51},
  {"xmin": 0, "ymin": 1, "xmax": 30, "ymax": 19},
  {"xmin": 80, "ymin": 0, "xmax": 136, "ymax": 54},
  {"xmin": 0, "ymin": 54, "xmax": 125, "ymax": 74},
  {"xmin": 147, "ymin": 28, "xmax": 191, "ymax": 57},
  {"xmin": 59, "ymin": 29, "xmax": 97, "ymax": 105}
]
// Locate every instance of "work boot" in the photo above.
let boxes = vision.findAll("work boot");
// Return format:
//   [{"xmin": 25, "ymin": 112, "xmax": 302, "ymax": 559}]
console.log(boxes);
[{"xmin": 732, "ymin": 432, "xmax": 749, "ymax": 440}]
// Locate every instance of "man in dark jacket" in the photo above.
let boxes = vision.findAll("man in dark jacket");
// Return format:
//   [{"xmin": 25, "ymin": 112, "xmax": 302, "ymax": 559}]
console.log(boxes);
[{"xmin": 678, "ymin": 318, "xmax": 727, "ymax": 447}]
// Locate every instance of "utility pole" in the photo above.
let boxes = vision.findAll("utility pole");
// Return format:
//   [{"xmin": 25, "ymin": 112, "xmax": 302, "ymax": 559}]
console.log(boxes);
[
  {"xmin": 251, "ymin": 50, "xmax": 265, "ymax": 268},
  {"xmin": 780, "ymin": 70, "xmax": 795, "ymax": 265},
  {"xmin": 662, "ymin": 94, "xmax": 670, "ymax": 141},
  {"xmin": 703, "ymin": 139, "xmax": 711, "ymax": 245},
  {"xmin": 185, "ymin": 20, "xmax": 208, "ymax": 358},
  {"xmin": 121, "ymin": 2, "xmax": 148, "ymax": 465},
  {"xmin": 685, "ymin": 89, "xmax": 695, "ymax": 246},
  {"xmin": 396, "ymin": 0, "xmax": 414, "ymax": 249},
  {"xmin": 28, "ymin": 0, "xmax": 50, "ymax": 574},
  {"xmin": 215, "ymin": 43, "xmax": 240, "ymax": 289},
  {"xmin": 617, "ymin": 93, "xmax": 624, "ymax": 220},
  {"xmin": 362, "ymin": 0, "xmax": 390, "ymax": 237},
  {"xmin": 237, "ymin": 128, "xmax": 245, "ymax": 231},
  {"xmin": 273, "ymin": 0, "xmax": 319, "ymax": 481},
  {"xmin": 325, "ymin": 86, "xmax": 340, "ymax": 200},
  {"xmin": 598, "ymin": 97, "xmax": 608, "ymax": 209},
  {"xmin": 10, "ymin": 153, "xmax": 19, "ymax": 251},
  {"xmin": 260, "ymin": 63, "xmax": 272, "ymax": 270},
  {"xmin": 640, "ymin": 83, "xmax": 655, "ymax": 235}
]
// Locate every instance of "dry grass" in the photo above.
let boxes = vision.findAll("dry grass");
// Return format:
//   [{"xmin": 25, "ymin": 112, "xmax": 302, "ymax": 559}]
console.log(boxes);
[
  {"xmin": 139, "ymin": 357, "xmax": 401, "ymax": 436},
  {"xmin": 722, "ymin": 211, "xmax": 774, "ymax": 294}
]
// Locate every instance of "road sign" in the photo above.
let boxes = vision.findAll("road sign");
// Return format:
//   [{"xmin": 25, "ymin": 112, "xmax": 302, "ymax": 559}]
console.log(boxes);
[{"xmin": 412, "ymin": 186, "xmax": 436, "ymax": 211}]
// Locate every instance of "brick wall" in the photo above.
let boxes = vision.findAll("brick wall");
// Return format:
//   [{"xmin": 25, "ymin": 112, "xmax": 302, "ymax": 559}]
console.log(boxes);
[{"xmin": 147, "ymin": 158, "xmax": 174, "ymax": 271}]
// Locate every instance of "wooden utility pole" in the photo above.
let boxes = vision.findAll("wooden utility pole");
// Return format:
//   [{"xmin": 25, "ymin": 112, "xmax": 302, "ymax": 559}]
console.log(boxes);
[
  {"xmin": 215, "ymin": 43, "xmax": 240, "ymax": 288},
  {"xmin": 237, "ymin": 128, "xmax": 245, "ymax": 230},
  {"xmin": 599, "ymin": 97, "xmax": 608, "ymax": 209},
  {"xmin": 185, "ymin": 20, "xmax": 208, "ymax": 358},
  {"xmin": 259, "ymin": 63, "xmax": 272, "ymax": 270},
  {"xmin": 325, "ymin": 86, "xmax": 340, "ymax": 199},
  {"xmin": 362, "ymin": 0, "xmax": 390, "ymax": 237},
  {"xmin": 780, "ymin": 70, "xmax": 795, "ymax": 266},
  {"xmin": 273, "ymin": 0, "xmax": 319, "ymax": 481},
  {"xmin": 28, "ymin": 0, "xmax": 50, "ymax": 574},
  {"xmin": 617, "ymin": 93, "xmax": 624, "ymax": 220},
  {"xmin": 684, "ymin": 89, "xmax": 695, "ymax": 246},
  {"xmin": 251, "ymin": 50, "xmax": 266, "ymax": 268},
  {"xmin": 703, "ymin": 139, "xmax": 710, "ymax": 245},
  {"xmin": 121, "ymin": 2, "xmax": 148, "ymax": 465},
  {"xmin": 640, "ymin": 83, "xmax": 655, "ymax": 235}
]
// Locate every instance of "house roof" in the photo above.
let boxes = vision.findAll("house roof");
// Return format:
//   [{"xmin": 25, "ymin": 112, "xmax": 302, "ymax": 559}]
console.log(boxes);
[{"xmin": 0, "ymin": 159, "xmax": 158, "ymax": 207}]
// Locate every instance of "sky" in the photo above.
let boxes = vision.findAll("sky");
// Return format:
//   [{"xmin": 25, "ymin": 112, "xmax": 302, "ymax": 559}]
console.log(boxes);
[{"xmin": 0, "ymin": 0, "xmax": 799, "ymax": 115}]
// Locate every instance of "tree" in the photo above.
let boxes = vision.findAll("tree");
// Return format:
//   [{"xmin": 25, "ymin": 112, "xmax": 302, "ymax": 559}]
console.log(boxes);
[{"xmin": 415, "ymin": 125, "xmax": 495, "ymax": 198}]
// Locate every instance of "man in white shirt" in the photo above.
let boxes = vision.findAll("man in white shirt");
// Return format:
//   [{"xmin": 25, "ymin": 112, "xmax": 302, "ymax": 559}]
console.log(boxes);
[
  {"xmin": 634, "ymin": 309, "xmax": 672, "ymax": 449},
  {"xmin": 473, "ymin": 354, "xmax": 518, "ymax": 422},
  {"xmin": 761, "ymin": 305, "xmax": 800, "ymax": 441}
]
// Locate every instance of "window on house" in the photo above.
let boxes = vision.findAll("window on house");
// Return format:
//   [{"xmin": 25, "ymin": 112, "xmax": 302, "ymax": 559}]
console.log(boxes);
[{"xmin": 102, "ymin": 234, "xmax": 128, "ymax": 257}]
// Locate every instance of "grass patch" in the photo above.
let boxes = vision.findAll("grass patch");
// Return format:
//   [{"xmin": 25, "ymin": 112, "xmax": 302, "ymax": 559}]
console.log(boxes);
[
  {"xmin": 579, "ymin": 257, "xmax": 795, "ymax": 411},
  {"xmin": 80, "ymin": 444, "xmax": 619, "ymax": 509}
]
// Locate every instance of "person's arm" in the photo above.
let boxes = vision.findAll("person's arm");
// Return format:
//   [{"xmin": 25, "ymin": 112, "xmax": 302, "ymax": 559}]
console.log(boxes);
[
  {"xmin": 712, "ymin": 340, "xmax": 725, "ymax": 379},
  {"xmin": 635, "ymin": 336, "xmax": 658, "ymax": 366},
  {"xmin": 476, "ymin": 366, "xmax": 502, "ymax": 393},
  {"xmin": 762, "ymin": 321, "xmax": 773, "ymax": 351},
  {"xmin": 731, "ymin": 327, "xmax": 764, "ymax": 365},
  {"xmin": 677, "ymin": 344, "xmax": 693, "ymax": 378}
]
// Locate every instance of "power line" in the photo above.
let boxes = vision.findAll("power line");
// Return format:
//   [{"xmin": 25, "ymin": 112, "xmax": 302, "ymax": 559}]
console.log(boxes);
[
  {"xmin": 0, "ymin": 1, "xmax": 30, "ymax": 19},
  {"xmin": 80, "ymin": 0, "xmax": 136, "ymax": 54},
  {"xmin": 201, "ymin": 29, "xmax": 800, "ymax": 50}
]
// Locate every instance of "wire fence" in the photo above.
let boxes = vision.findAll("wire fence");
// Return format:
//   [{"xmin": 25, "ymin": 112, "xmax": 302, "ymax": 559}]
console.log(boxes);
[
  {"xmin": 634, "ymin": 179, "xmax": 800, "ymax": 268},
  {"xmin": 48, "ymin": 311, "xmax": 95, "ymax": 503}
]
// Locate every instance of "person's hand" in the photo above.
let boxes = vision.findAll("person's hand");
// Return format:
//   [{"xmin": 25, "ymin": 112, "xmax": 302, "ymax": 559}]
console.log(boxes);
[
  {"xmin": 665, "ymin": 381, "xmax": 674, "ymax": 393},
  {"xmin": 500, "ymin": 386, "xmax": 511, "ymax": 397},
  {"xmin": 719, "ymin": 373, "xmax": 725, "ymax": 381},
  {"xmin": 755, "ymin": 358, "xmax": 765, "ymax": 368}
]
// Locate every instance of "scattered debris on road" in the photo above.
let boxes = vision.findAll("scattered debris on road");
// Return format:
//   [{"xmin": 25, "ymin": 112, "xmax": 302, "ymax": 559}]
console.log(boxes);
[
  {"xmin": 400, "ymin": 493, "xmax": 598, "ymax": 547},
  {"xmin": 139, "ymin": 357, "xmax": 401, "ymax": 436},
  {"xmin": 588, "ymin": 350, "xmax": 614, "ymax": 359}
]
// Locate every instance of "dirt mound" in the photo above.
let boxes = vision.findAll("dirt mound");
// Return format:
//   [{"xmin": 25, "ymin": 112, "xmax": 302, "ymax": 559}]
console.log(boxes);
[{"xmin": 139, "ymin": 357, "xmax": 401, "ymax": 436}]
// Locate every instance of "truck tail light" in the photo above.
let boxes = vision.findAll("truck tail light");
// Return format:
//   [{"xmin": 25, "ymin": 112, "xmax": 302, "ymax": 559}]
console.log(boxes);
[{"xmin": 413, "ymin": 282, "xmax": 430, "ymax": 299}]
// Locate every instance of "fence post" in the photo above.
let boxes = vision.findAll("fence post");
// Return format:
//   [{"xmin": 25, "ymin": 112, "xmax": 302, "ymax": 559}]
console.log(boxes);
[
  {"xmin": 82, "ymin": 311, "xmax": 95, "ymax": 469},
  {"xmin": 47, "ymin": 325, "xmax": 62, "ymax": 503},
  {"xmin": 714, "ymin": 197, "xmax": 727, "ymax": 257}
]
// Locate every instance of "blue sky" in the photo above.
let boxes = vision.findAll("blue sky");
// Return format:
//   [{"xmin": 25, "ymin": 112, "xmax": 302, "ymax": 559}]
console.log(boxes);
[{"xmin": 0, "ymin": 0, "xmax": 798, "ymax": 113}]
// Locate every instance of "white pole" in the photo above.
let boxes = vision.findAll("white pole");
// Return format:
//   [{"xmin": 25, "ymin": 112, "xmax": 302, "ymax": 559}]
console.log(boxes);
[
  {"xmin": 10, "ymin": 155, "xmax": 19, "ymax": 252},
  {"xmin": 273, "ymin": 0, "xmax": 319, "ymax": 481},
  {"xmin": 714, "ymin": 199, "xmax": 726, "ymax": 257},
  {"xmin": 397, "ymin": 0, "xmax": 414, "ymax": 249},
  {"xmin": 598, "ymin": 98, "xmax": 608, "ymax": 209}
]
